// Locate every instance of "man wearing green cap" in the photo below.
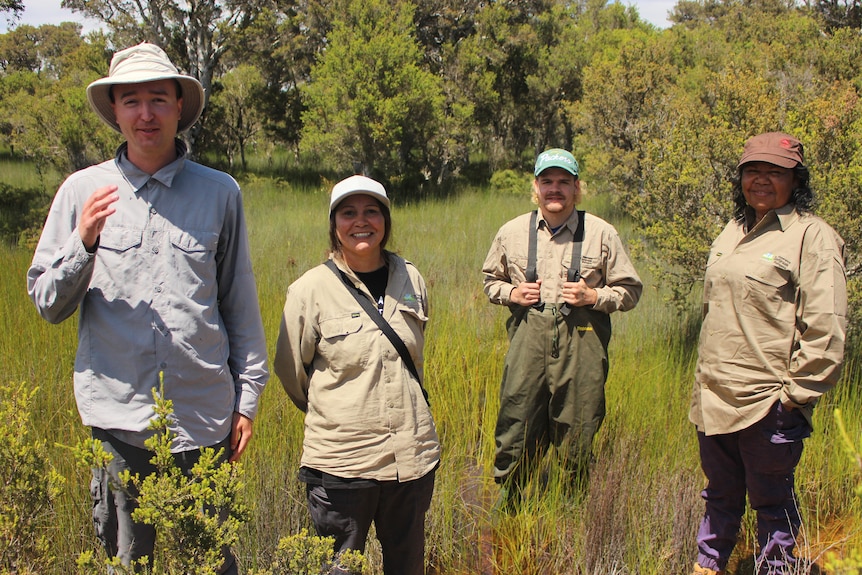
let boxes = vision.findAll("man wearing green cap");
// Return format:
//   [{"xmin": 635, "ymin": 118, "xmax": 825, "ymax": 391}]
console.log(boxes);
[{"xmin": 482, "ymin": 148, "xmax": 642, "ymax": 508}]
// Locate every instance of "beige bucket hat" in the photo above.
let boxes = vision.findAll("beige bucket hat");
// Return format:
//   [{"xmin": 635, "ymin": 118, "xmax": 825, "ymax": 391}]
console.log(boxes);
[{"xmin": 86, "ymin": 42, "xmax": 205, "ymax": 133}]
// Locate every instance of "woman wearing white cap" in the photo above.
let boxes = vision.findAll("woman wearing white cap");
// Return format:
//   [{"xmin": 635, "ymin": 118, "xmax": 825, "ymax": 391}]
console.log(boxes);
[
  {"xmin": 690, "ymin": 132, "xmax": 847, "ymax": 575},
  {"xmin": 274, "ymin": 175, "xmax": 440, "ymax": 575}
]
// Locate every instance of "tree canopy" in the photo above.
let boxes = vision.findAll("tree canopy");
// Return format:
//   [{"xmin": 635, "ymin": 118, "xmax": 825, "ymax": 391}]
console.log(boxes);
[{"xmin": 1, "ymin": 0, "xmax": 860, "ymax": 331}]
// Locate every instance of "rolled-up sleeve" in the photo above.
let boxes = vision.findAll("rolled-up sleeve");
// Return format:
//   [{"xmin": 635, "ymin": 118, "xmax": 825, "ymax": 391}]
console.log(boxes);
[
  {"xmin": 482, "ymin": 232, "xmax": 517, "ymax": 306},
  {"xmin": 592, "ymin": 229, "xmax": 643, "ymax": 314}
]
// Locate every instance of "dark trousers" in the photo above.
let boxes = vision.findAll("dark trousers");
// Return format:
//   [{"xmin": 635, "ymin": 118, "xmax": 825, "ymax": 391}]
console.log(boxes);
[
  {"xmin": 696, "ymin": 401, "xmax": 810, "ymax": 574},
  {"xmin": 493, "ymin": 304, "xmax": 611, "ymax": 490},
  {"xmin": 305, "ymin": 469, "xmax": 436, "ymax": 575},
  {"xmin": 90, "ymin": 428, "xmax": 237, "ymax": 574}
]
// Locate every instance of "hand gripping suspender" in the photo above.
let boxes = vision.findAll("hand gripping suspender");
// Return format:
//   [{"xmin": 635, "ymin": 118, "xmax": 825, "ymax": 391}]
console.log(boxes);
[
  {"xmin": 526, "ymin": 209, "xmax": 586, "ymax": 284},
  {"xmin": 325, "ymin": 259, "xmax": 430, "ymax": 405}
]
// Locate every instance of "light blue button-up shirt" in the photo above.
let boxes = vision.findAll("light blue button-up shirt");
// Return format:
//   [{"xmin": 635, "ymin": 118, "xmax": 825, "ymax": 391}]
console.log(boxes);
[{"xmin": 27, "ymin": 141, "xmax": 269, "ymax": 451}]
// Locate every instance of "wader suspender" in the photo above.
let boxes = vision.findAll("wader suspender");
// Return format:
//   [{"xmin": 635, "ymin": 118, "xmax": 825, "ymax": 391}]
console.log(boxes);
[
  {"xmin": 526, "ymin": 209, "xmax": 586, "ymax": 284},
  {"xmin": 325, "ymin": 259, "xmax": 430, "ymax": 405}
]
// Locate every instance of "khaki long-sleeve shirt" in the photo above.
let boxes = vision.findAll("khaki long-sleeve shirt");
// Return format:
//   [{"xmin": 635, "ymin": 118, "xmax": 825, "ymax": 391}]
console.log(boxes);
[
  {"xmin": 274, "ymin": 253, "xmax": 440, "ymax": 482},
  {"xmin": 690, "ymin": 204, "xmax": 847, "ymax": 435},
  {"xmin": 482, "ymin": 209, "xmax": 642, "ymax": 314}
]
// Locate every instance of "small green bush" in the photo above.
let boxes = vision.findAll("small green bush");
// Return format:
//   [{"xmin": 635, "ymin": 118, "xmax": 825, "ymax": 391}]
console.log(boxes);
[
  {"xmin": 489, "ymin": 169, "xmax": 532, "ymax": 196},
  {"xmin": 0, "ymin": 382, "xmax": 65, "ymax": 575},
  {"xmin": 249, "ymin": 529, "xmax": 368, "ymax": 575},
  {"xmin": 72, "ymin": 376, "xmax": 364, "ymax": 575},
  {"xmin": 0, "ymin": 182, "xmax": 50, "ymax": 247},
  {"xmin": 74, "ymin": 378, "xmax": 249, "ymax": 575}
]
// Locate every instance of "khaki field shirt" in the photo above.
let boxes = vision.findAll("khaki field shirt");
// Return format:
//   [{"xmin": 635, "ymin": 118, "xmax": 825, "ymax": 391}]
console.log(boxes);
[
  {"xmin": 482, "ymin": 209, "xmax": 642, "ymax": 313},
  {"xmin": 274, "ymin": 253, "xmax": 440, "ymax": 482},
  {"xmin": 690, "ymin": 204, "xmax": 847, "ymax": 435}
]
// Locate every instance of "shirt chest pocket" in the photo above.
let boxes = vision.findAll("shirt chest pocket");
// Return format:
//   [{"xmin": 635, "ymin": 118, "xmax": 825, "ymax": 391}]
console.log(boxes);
[
  {"xmin": 317, "ymin": 313, "xmax": 370, "ymax": 372},
  {"xmin": 741, "ymin": 265, "xmax": 794, "ymax": 322},
  {"xmin": 168, "ymin": 230, "xmax": 219, "ymax": 288},
  {"xmin": 100, "ymin": 228, "xmax": 143, "ymax": 253},
  {"xmin": 92, "ymin": 229, "xmax": 143, "ymax": 299},
  {"xmin": 575, "ymin": 245, "xmax": 607, "ymax": 284}
]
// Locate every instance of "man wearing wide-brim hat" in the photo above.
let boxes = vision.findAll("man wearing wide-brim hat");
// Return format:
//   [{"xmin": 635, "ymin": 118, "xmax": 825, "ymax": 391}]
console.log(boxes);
[{"xmin": 27, "ymin": 42, "xmax": 269, "ymax": 573}]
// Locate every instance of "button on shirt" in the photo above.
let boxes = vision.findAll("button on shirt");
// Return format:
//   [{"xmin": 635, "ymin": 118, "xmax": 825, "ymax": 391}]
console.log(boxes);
[
  {"xmin": 274, "ymin": 254, "xmax": 440, "ymax": 483},
  {"xmin": 27, "ymin": 142, "xmax": 269, "ymax": 451},
  {"xmin": 482, "ymin": 209, "xmax": 642, "ymax": 313},
  {"xmin": 690, "ymin": 204, "xmax": 847, "ymax": 435}
]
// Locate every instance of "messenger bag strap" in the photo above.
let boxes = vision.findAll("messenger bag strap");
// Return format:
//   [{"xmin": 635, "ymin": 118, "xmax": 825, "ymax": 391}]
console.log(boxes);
[{"xmin": 325, "ymin": 259, "xmax": 430, "ymax": 406}]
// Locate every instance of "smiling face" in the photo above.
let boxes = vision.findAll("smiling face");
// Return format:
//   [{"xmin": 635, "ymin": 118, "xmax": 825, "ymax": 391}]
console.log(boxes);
[
  {"xmin": 534, "ymin": 167, "xmax": 581, "ymax": 227},
  {"xmin": 111, "ymin": 79, "xmax": 182, "ymax": 173},
  {"xmin": 741, "ymin": 161, "xmax": 796, "ymax": 223},
  {"xmin": 333, "ymin": 194, "xmax": 388, "ymax": 271}
]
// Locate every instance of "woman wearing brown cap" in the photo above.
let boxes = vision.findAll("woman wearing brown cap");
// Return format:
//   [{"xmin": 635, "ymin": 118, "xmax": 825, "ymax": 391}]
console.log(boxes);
[{"xmin": 689, "ymin": 133, "xmax": 847, "ymax": 575}]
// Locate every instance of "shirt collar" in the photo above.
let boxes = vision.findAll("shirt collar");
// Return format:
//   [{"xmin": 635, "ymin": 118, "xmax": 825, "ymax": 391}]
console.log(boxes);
[
  {"xmin": 537, "ymin": 208, "xmax": 581, "ymax": 235},
  {"xmin": 114, "ymin": 139, "xmax": 188, "ymax": 190},
  {"xmin": 744, "ymin": 203, "xmax": 799, "ymax": 233}
]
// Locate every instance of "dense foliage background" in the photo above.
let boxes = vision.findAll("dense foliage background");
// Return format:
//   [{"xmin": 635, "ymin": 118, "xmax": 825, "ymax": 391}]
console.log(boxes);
[{"xmin": 1, "ymin": 0, "xmax": 860, "ymax": 331}]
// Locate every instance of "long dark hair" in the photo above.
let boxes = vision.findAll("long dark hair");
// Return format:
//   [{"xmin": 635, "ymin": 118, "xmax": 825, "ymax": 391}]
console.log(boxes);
[
  {"xmin": 732, "ymin": 163, "xmax": 814, "ymax": 223},
  {"xmin": 328, "ymin": 197, "xmax": 392, "ymax": 255}
]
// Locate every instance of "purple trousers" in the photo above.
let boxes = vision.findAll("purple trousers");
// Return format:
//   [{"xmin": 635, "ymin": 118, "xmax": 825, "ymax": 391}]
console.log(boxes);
[{"xmin": 696, "ymin": 400, "xmax": 811, "ymax": 574}]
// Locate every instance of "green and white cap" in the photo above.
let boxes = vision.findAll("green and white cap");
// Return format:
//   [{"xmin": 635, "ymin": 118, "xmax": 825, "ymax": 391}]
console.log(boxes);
[{"xmin": 534, "ymin": 148, "xmax": 579, "ymax": 177}]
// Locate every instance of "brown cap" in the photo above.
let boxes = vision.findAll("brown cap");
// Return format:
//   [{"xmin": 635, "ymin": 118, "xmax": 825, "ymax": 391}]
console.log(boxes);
[{"xmin": 737, "ymin": 132, "xmax": 804, "ymax": 168}]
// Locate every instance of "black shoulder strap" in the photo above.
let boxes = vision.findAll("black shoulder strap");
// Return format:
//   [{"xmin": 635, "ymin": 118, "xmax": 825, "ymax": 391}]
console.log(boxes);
[
  {"xmin": 526, "ymin": 210, "xmax": 586, "ymax": 283},
  {"xmin": 568, "ymin": 210, "xmax": 586, "ymax": 282},
  {"xmin": 325, "ymin": 259, "xmax": 430, "ymax": 405},
  {"xmin": 526, "ymin": 210, "xmax": 538, "ymax": 283}
]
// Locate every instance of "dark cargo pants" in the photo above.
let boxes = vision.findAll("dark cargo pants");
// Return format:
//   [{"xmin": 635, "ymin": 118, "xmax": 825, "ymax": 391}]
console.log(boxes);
[
  {"xmin": 305, "ymin": 469, "xmax": 436, "ymax": 575},
  {"xmin": 696, "ymin": 401, "xmax": 810, "ymax": 574},
  {"xmin": 90, "ymin": 428, "xmax": 238, "ymax": 574}
]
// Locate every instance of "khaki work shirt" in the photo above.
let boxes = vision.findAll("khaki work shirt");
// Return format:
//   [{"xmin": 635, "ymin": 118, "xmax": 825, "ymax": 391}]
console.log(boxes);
[
  {"xmin": 274, "ymin": 253, "xmax": 440, "ymax": 482},
  {"xmin": 690, "ymin": 204, "xmax": 847, "ymax": 435},
  {"xmin": 482, "ymin": 209, "xmax": 642, "ymax": 314}
]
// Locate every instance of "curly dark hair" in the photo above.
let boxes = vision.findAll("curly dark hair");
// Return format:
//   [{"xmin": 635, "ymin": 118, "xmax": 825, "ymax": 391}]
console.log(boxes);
[{"xmin": 732, "ymin": 163, "xmax": 815, "ymax": 223}]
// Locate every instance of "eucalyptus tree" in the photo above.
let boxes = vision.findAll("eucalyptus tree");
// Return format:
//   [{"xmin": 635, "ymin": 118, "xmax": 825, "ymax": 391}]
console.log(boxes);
[
  {"xmin": 61, "ymin": 0, "xmax": 272, "ymax": 150},
  {"xmin": 0, "ymin": 0, "xmax": 23, "ymax": 22},
  {"xmin": 299, "ymin": 0, "xmax": 444, "ymax": 190},
  {"xmin": 205, "ymin": 63, "xmax": 265, "ymax": 171}
]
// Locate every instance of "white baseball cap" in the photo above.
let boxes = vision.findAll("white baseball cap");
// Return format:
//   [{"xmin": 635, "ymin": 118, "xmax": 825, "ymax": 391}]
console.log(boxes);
[{"xmin": 329, "ymin": 175, "xmax": 390, "ymax": 214}]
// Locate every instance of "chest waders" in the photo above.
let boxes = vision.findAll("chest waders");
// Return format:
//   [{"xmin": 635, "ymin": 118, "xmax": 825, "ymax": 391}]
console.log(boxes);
[{"xmin": 494, "ymin": 210, "xmax": 612, "ymax": 502}]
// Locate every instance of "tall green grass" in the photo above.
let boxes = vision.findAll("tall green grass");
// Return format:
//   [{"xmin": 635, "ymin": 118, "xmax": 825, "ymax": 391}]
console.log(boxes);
[{"xmin": 1, "ymin": 172, "xmax": 859, "ymax": 574}]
